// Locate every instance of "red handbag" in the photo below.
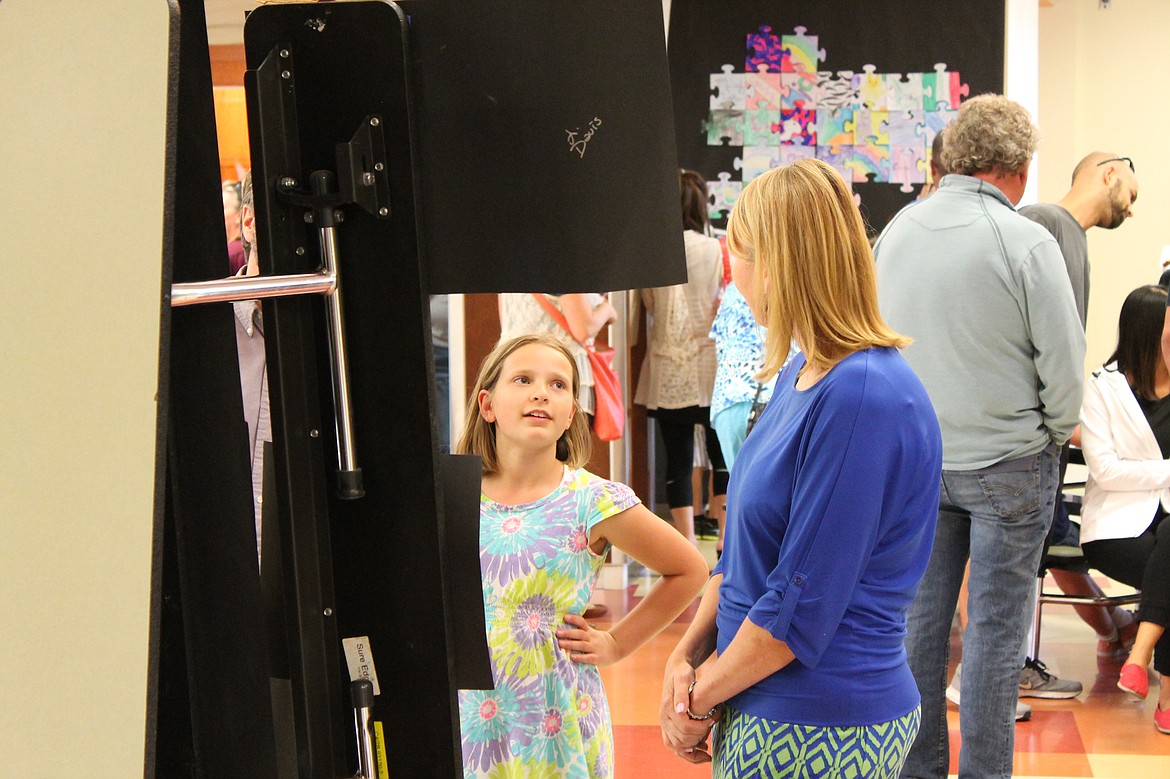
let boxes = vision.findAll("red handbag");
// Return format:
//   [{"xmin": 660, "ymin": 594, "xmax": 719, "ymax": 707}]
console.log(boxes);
[{"xmin": 530, "ymin": 294, "xmax": 625, "ymax": 441}]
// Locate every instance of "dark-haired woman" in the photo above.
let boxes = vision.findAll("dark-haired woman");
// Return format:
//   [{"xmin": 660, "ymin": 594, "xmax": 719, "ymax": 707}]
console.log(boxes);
[
  {"xmin": 634, "ymin": 170, "xmax": 727, "ymax": 545},
  {"xmin": 1079, "ymin": 284, "xmax": 1170, "ymax": 733}
]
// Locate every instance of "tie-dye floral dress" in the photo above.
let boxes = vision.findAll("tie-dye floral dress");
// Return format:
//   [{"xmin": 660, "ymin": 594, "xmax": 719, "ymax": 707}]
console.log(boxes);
[{"xmin": 458, "ymin": 467, "xmax": 640, "ymax": 778}]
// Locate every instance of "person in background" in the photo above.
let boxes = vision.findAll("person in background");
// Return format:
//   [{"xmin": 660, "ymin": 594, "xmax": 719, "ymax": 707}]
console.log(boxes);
[
  {"xmin": 875, "ymin": 94, "xmax": 1084, "ymax": 778},
  {"xmin": 634, "ymin": 170, "xmax": 727, "ymax": 546},
  {"xmin": 498, "ymin": 292, "xmax": 616, "ymax": 422},
  {"xmin": 224, "ymin": 179, "xmax": 246, "ymax": 275},
  {"xmin": 430, "ymin": 294, "xmax": 451, "ymax": 452},
  {"xmin": 661, "ymin": 159, "xmax": 942, "ymax": 778},
  {"xmin": 455, "ymin": 334, "xmax": 707, "ymax": 777},
  {"xmin": 233, "ymin": 171, "xmax": 268, "ymax": 566},
  {"xmin": 1080, "ymin": 284, "xmax": 1170, "ymax": 734}
]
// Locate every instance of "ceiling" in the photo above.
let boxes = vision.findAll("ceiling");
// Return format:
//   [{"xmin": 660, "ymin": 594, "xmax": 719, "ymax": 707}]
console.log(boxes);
[{"xmin": 205, "ymin": 0, "xmax": 255, "ymax": 46}]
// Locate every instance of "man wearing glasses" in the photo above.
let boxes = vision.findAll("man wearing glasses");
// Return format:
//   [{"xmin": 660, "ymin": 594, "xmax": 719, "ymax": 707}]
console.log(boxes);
[
  {"xmin": 1010, "ymin": 153, "xmax": 1140, "ymax": 703},
  {"xmin": 1022, "ymin": 153, "xmax": 1139, "ymax": 328}
]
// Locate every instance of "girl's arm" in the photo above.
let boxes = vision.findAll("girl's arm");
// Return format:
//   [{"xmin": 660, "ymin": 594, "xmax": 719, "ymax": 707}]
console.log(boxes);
[
  {"xmin": 555, "ymin": 503, "xmax": 706, "ymax": 666},
  {"xmin": 559, "ymin": 293, "xmax": 616, "ymax": 343}
]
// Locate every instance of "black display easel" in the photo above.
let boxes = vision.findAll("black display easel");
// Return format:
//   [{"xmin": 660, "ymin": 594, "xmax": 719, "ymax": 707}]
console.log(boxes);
[{"xmin": 151, "ymin": 2, "xmax": 684, "ymax": 777}]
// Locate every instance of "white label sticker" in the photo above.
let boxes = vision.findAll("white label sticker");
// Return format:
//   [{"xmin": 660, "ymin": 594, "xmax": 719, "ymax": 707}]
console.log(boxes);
[{"xmin": 342, "ymin": 635, "xmax": 381, "ymax": 696}]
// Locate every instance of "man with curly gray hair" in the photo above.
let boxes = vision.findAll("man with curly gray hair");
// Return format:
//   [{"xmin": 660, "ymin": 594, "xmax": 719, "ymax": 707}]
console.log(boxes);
[{"xmin": 874, "ymin": 94, "xmax": 1086, "ymax": 779}]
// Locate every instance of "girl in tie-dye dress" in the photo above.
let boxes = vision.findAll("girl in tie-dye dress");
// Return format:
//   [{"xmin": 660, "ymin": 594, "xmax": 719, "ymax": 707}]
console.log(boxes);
[{"xmin": 455, "ymin": 334, "xmax": 708, "ymax": 779}]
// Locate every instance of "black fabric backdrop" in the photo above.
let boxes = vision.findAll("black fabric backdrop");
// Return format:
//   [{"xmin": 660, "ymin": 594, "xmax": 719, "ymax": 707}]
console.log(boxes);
[{"xmin": 668, "ymin": 0, "xmax": 1006, "ymax": 234}]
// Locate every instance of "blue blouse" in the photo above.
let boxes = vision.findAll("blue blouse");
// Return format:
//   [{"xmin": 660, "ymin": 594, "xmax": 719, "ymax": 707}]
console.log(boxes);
[
  {"xmin": 708, "ymin": 283, "xmax": 775, "ymax": 419},
  {"xmin": 714, "ymin": 347, "xmax": 942, "ymax": 726}
]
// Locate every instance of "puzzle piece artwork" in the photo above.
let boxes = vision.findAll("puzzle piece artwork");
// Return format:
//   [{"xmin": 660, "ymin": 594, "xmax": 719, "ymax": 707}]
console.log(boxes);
[
  {"xmin": 777, "ymin": 105, "xmax": 816, "ymax": 146},
  {"xmin": 920, "ymin": 108, "xmax": 958, "ymax": 146},
  {"xmin": 704, "ymin": 27, "xmax": 968, "ymax": 211},
  {"xmin": 854, "ymin": 65, "xmax": 886, "ymax": 110},
  {"xmin": 746, "ymin": 66, "xmax": 782, "ymax": 110},
  {"xmin": 711, "ymin": 64, "xmax": 747, "ymax": 111},
  {"xmin": 778, "ymin": 145, "xmax": 816, "ymax": 166},
  {"xmin": 780, "ymin": 70, "xmax": 815, "ymax": 112},
  {"xmin": 708, "ymin": 172, "xmax": 743, "ymax": 219},
  {"xmin": 815, "ymin": 70, "xmax": 858, "ymax": 112},
  {"xmin": 705, "ymin": 110, "xmax": 744, "ymax": 146},
  {"xmin": 923, "ymin": 63, "xmax": 969, "ymax": 111},
  {"xmin": 742, "ymin": 108, "xmax": 781, "ymax": 146},
  {"xmin": 816, "ymin": 108, "xmax": 854, "ymax": 154},
  {"xmin": 887, "ymin": 110, "xmax": 924, "ymax": 148},
  {"xmin": 847, "ymin": 143, "xmax": 891, "ymax": 184},
  {"xmin": 815, "ymin": 146, "xmax": 854, "ymax": 189},
  {"xmin": 782, "ymin": 26, "xmax": 825, "ymax": 75},
  {"xmin": 854, "ymin": 108, "xmax": 889, "ymax": 146},
  {"xmin": 887, "ymin": 72, "xmax": 924, "ymax": 113},
  {"xmin": 734, "ymin": 146, "xmax": 781, "ymax": 183},
  {"xmin": 890, "ymin": 143, "xmax": 927, "ymax": 192},
  {"xmin": 746, "ymin": 25, "xmax": 784, "ymax": 73}
]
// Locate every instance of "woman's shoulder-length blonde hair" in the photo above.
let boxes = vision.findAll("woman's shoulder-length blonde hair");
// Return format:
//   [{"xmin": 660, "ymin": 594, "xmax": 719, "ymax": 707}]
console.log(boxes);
[
  {"xmin": 725, "ymin": 157, "xmax": 909, "ymax": 376},
  {"xmin": 454, "ymin": 333, "xmax": 592, "ymax": 474}
]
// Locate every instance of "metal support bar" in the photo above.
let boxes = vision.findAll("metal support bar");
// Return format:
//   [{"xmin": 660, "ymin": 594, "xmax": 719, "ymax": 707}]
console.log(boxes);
[
  {"xmin": 171, "ymin": 271, "xmax": 335, "ymax": 307},
  {"xmin": 349, "ymin": 680, "xmax": 377, "ymax": 779}
]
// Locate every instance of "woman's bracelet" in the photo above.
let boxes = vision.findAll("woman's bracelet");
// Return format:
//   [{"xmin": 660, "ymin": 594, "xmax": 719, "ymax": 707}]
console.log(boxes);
[{"xmin": 686, "ymin": 678, "xmax": 720, "ymax": 721}]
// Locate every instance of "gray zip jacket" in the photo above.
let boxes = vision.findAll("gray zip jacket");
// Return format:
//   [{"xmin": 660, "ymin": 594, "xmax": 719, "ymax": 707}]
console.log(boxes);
[{"xmin": 874, "ymin": 174, "xmax": 1085, "ymax": 470}]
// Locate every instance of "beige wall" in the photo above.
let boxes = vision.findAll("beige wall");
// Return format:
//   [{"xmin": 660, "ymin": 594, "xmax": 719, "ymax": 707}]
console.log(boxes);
[
  {"xmin": 0, "ymin": 2, "xmax": 169, "ymax": 776},
  {"xmin": 1037, "ymin": 0, "xmax": 1170, "ymax": 370}
]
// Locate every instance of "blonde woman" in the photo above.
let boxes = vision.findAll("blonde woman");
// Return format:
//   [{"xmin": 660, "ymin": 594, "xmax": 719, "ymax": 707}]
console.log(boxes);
[{"xmin": 659, "ymin": 159, "xmax": 942, "ymax": 778}]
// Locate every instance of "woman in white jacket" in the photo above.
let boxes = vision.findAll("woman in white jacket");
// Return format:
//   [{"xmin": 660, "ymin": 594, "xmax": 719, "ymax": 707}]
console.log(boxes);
[{"xmin": 1080, "ymin": 284, "xmax": 1170, "ymax": 733}]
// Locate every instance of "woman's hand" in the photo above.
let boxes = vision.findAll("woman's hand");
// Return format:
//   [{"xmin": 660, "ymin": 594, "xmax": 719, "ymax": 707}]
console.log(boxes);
[
  {"xmin": 659, "ymin": 656, "xmax": 718, "ymax": 761},
  {"xmin": 556, "ymin": 613, "xmax": 621, "ymax": 666}
]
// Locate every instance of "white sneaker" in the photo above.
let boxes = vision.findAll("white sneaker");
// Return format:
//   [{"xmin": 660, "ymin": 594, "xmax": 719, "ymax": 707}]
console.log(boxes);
[{"xmin": 946, "ymin": 663, "xmax": 1032, "ymax": 721}]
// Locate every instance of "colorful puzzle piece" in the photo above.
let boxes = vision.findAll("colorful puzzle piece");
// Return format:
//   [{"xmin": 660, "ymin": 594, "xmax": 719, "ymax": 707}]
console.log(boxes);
[
  {"xmin": 710, "ymin": 64, "xmax": 747, "ymax": 111},
  {"xmin": 891, "ymin": 143, "xmax": 927, "ymax": 192},
  {"xmin": 776, "ymin": 106, "xmax": 816, "ymax": 146},
  {"xmin": 923, "ymin": 63, "xmax": 969, "ymax": 111},
  {"xmin": 780, "ymin": 70, "xmax": 815, "ymax": 112},
  {"xmin": 778, "ymin": 145, "xmax": 816, "ymax": 166},
  {"xmin": 708, "ymin": 172, "xmax": 743, "ymax": 219},
  {"xmin": 815, "ymin": 70, "xmax": 858, "ymax": 112},
  {"xmin": 705, "ymin": 110, "xmax": 744, "ymax": 146},
  {"xmin": 734, "ymin": 146, "xmax": 781, "ymax": 182},
  {"xmin": 743, "ymin": 108, "xmax": 781, "ymax": 146},
  {"xmin": 887, "ymin": 110, "xmax": 924, "ymax": 148},
  {"xmin": 855, "ymin": 108, "xmax": 889, "ymax": 146},
  {"xmin": 853, "ymin": 65, "xmax": 886, "ymax": 110},
  {"xmin": 816, "ymin": 108, "xmax": 855, "ymax": 154},
  {"xmin": 746, "ymin": 66, "xmax": 782, "ymax": 111},
  {"xmin": 782, "ymin": 26, "xmax": 825, "ymax": 75},
  {"xmin": 815, "ymin": 145, "xmax": 854, "ymax": 186},
  {"xmin": 887, "ymin": 72, "xmax": 924, "ymax": 113},
  {"xmin": 746, "ymin": 25, "xmax": 784, "ymax": 73},
  {"xmin": 847, "ymin": 143, "xmax": 891, "ymax": 183}
]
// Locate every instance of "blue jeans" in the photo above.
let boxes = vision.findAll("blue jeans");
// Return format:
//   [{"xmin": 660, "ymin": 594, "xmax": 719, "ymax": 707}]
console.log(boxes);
[{"xmin": 900, "ymin": 443, "xmax": 1059, "ymax": 779}]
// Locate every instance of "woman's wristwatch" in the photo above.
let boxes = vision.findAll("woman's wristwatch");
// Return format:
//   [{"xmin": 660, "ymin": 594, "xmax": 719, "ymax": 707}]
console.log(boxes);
[{"xmin": 686, "ymin": 678, "xmax": 720, "ymax": 721}]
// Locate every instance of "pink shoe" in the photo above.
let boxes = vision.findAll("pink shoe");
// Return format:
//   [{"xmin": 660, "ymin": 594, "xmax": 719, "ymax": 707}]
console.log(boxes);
[
  {"xmin": 1155, "ymin": 705, "xmax": 1170, "ymax": 735},
  {"xmin": 1118, "ymin": 663, "xmax": 1149, "ymax": 699}
]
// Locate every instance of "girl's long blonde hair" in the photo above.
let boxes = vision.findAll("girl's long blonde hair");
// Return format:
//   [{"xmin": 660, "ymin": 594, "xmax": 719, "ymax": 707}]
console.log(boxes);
[
  {"xmin": 725, "ymin": 158, "xmax": 909, "ymax": 377},
  {"xmin": 455, "ymin": 334, "xmax": 593, "ymax": 474}
]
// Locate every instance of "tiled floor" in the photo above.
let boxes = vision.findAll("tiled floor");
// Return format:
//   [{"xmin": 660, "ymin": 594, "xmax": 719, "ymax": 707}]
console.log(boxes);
[{"xmin": 593, "ymin": 542, "xmax": 1170, "ymax": 778}]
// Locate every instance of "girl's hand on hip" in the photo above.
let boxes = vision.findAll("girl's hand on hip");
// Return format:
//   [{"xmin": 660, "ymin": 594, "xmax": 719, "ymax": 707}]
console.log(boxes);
[{"xmin": 557, "ymin": 613, "xmax": 620, "ymax": 667}]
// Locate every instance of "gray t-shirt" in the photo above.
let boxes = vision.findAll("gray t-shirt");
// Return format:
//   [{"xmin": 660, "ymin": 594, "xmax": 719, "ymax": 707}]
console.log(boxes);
[{"xmin": 1020, "ymin": 203, "xmax": 1089, "ymax": 329}]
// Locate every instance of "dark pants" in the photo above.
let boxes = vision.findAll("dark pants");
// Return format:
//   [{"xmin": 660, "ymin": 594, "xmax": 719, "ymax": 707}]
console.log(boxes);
[
  {"xmin": 1083, "ymin": 511, "xmax": 1170, "ymax": 675},
  {"xmin": 652, "ymin": 405, "xmax": 728, "ymax": 509}
]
